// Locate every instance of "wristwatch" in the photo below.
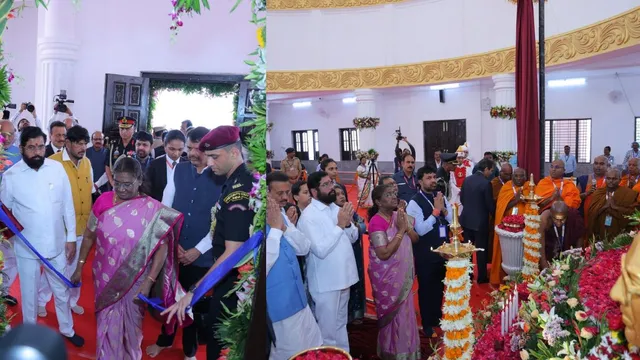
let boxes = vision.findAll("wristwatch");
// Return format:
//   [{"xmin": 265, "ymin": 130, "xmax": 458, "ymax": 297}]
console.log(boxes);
[{"xmin": 188, "ymin": 284, "xmax": 197, "ymax": 293}]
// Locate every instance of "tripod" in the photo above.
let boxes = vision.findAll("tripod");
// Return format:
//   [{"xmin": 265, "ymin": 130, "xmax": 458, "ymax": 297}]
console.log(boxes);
[{"xmin": 355, "ymin": 158, "xmax": 379, "ymax": 214}]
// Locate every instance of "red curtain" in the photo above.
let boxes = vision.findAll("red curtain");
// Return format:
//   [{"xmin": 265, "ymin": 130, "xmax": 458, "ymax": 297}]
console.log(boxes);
[{"xmin": 515, "ymin": 0, "xmax": 540, "ymax": 180}]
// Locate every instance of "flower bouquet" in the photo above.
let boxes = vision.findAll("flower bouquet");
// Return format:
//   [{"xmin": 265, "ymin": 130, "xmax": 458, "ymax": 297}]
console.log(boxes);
[
  {"xmin": 498, "ymin": 215, "xmax": 525, "ymax": 233},
  {"xmin": 490, "ymin": 106, "xmax": 517, "ymax": 120},
  {"xmin": 352, "ymin": 117, "xmax": 380, "ymax": 130},
  {"xmin": 289, "ymin": 346, "xmax": 353, "ymax": 360}
]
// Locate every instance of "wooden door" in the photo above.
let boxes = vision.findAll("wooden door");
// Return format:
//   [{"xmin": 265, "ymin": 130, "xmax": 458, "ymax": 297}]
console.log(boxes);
[
  {"xmin": 423, "ymin": 119, "xmax": 467, "ymax": 160},
  {"xmin": 102, "ymin": 74, "xmax": 150, "ymax": 142},
  {"xmin": 236, "ymin": 80, "xmax": 257, "ymax": 144}
]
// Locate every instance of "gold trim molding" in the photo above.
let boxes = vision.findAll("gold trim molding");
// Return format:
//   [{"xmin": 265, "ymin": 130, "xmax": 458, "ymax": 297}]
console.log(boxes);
[
  {"xmin": 267, "ymin": 6, "xmax": 640, "ymax": 92},
  {"xmin": 268, "ymin": 0, "xmax": 406, "ymax": 11}
]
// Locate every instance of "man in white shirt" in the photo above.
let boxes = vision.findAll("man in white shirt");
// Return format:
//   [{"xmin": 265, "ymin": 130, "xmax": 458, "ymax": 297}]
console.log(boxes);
[
  {"xmin": 561, "ymin": 145, "xmax": 577, "ymax": 177},
  {"xmin": 145, "ymin": 129, "xmax": 187, "ymax": 201},
  {"xmin": 297, "ymin": 171, "xmax": 358, "ymax": 352},
  {"xmin": 0, "ymin": 126, "xmax": 84, "ymax": 347},
  {"xmin": 266, "ymin": 172, "xmax": 322, "ymax": 360},
  {"xmin": 11, "ymin": 103, "xmax": 43, "ymax": 130}
]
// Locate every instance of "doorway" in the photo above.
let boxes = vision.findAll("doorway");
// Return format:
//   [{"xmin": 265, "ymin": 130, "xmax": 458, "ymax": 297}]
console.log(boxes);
[{"xmin": 423, "ymin": 119, "xmax": 467, "ymax": 160}]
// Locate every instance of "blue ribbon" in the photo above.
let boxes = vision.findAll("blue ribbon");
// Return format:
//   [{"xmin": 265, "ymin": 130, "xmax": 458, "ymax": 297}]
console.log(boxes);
[
  {"xmin": 0, "ymin": 203, "xmax": 80, "ymax": 288},
  {"xmin": 137, "ymin": 230, "xmax": 264, "ymax": 312}
]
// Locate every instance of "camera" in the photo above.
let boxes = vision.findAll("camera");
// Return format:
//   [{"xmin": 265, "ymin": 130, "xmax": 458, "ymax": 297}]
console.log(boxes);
[
  {"xmin": 54, "ymin": 89, "xmax": 74, "ymax": 113},
  {"xmin": 23, "ymin": 102, "xmax": 35, "ymax": 113},
  {"xmin": 395, "ymin": 127, "xmax": 403, "ymax": 141}
]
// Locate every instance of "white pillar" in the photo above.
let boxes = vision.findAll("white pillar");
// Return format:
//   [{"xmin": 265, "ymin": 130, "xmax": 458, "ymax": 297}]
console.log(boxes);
[
  {"xmin": 35, "ymin": 0, "xmax": 80, "ymax": 130},
  {"xmin": 354, "ymin": 88, "xmax": 377, "ymax": 152},
  {"xmin": 492, "ymin": 74, "xmax": 517, "ymax": 152}
]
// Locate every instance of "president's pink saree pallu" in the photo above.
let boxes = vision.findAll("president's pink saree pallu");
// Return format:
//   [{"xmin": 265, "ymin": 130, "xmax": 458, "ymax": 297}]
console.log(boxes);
[
  {"xmin": 87, "ymin": 192, "xmax": 184, "ymax": 360},
  {"xmin": 368, "ymin": 213, "xmax": 420, "ymax": 360}
]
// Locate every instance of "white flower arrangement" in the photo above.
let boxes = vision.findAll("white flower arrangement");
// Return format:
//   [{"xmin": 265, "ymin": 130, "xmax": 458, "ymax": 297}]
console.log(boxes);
[{"xmin": 441, "ymin": 256, "xmax": 475, "ymax": 360}]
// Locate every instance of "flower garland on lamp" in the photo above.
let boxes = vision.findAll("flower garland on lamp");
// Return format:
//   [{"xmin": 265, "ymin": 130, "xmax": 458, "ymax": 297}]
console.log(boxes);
[
  {"xmin": 353, "ymin": 117, "xmax": 380, "ymax": 129},
  {"xmin": 521, "ymin": 174, "xmax": 542, "ymax": 282},
  {"xmin": 489, "ymin": 106, "xmax": 517, "ymax": 120},
  {"xmin": 431, "ymin": 204, "xmax": 483, "ymax": 360}
]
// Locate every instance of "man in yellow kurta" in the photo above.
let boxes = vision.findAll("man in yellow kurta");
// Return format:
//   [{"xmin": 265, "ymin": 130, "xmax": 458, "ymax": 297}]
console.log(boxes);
[
  {"xmin": 490, "ymin": 167, "xmax": 528, "ymax": 285},
  {"xmin": 536, "ymin": 160, "xmax": 581, "ymax": 212},
  {"xmin": 621, "ymin": 158, "xmax": 640, "ymax": 200},
  {"xmin": 39, "ymin": 125, "xmax": 94, "ymax": 316}
]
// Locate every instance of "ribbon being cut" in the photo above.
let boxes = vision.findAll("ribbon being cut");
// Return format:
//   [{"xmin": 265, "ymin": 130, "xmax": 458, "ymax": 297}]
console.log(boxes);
[
  {"xmin": 0, "ymin": 203, "xmax": 80, "ymax": 288},
  {"xmin": 138, "ymin": 230, "xmax": 264, "ymax": 314}
]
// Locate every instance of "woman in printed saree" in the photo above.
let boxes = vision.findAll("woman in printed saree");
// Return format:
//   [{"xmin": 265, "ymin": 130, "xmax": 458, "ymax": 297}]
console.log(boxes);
[
  {"xmin": 367, "ymin": 184, "xmax": 420, "ymax": 360},
  {"xmin": 357, "ymin": 156, "xmax": 373, "ymax": 208},
  {"xmin": 70, "ymin": 157, "xmax": 185, "ymax": 360}
]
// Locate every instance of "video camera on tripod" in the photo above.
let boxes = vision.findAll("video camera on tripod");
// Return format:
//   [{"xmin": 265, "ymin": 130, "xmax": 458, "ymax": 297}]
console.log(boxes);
[
  {"xmin": 2, "ymin": 103, "xmax": 15, "ymax": 120},
  {"xmin": 394, "ymin": 126, "xmax": 403, "ymax": 141},
  {"xmin": 54, "ymin": 90, "xmax": 74, "ymax": 113}
]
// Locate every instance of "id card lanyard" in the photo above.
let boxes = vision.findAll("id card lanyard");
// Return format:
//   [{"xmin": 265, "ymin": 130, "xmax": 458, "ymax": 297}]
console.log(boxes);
[
  {"xmin": 421, "ymin": 191, "xmax": 447, "ymax": 239},
  {"xmin": 553, "ymin": 224, "xmax": 565, "ymax": 253}
]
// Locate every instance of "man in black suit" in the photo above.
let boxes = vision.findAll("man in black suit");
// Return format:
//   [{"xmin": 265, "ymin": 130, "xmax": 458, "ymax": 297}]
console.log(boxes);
[
  {"xmin": 145, "ymin": 130, "xmax": 188, "ymax": 201},
  {"xmin": 44, "ymin": 121, "xmax": 66, "ymax": 157},
  {"xmin": 459, "ymin": 158, "xmax": 496, "ymax": 283}
]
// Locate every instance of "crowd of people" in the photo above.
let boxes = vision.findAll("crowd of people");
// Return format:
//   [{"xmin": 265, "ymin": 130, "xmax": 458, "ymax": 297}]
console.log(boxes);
[
  {"xmin": 0, "ymin": 104, "xmax": 258, "ymax": 360},
  {"xmin": 267, "ymin": 140, "xmax": 640, "ymax": 360}
]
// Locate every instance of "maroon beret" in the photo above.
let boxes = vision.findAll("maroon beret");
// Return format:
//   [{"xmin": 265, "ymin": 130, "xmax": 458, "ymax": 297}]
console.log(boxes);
[{"xmin": 199, "ymin": 125, "xmax": 240, "ymax": 152}]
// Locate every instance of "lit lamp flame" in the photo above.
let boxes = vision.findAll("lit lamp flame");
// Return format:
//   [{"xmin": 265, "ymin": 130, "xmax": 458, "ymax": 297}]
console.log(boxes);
[{"xmin": 431, "ymin": 203, "xmax": 483, "ymax": 259}]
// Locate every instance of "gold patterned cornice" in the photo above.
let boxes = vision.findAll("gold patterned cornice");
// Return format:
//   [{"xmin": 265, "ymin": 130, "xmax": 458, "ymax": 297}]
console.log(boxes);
[
  {"xmin": 268, "ymin": 0, "xmax": 406, "ymax": 11},
  {"xmin": 267, "ymin": 6, "xmax": 640, "ymax": 92}
]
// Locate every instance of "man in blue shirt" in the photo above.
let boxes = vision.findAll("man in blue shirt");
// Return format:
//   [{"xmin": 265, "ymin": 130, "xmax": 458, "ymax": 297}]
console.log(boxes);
[
  {"xmin": 392, "ymin": 153, "xmax": 419, "ymax": 203},
  {"xmin": 561, "ymin": 145, "xmax": 577, "ymax": 177},
  {"xmin": 85, "ymin": 131, "xmax": 108, "ymax": 199}
]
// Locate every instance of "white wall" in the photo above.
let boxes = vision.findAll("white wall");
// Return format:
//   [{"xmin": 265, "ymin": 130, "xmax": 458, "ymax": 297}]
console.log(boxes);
[
  {"xmin": 268, "ymin": 72, "xmax": 640, "ymax": 164},
  {"xmin": 269, "ymin": 0, "xmax": 639, "ymax": 70},
  {"xmin": 4, "ymin": 0, "xmax": 255, "ymax": 134}
]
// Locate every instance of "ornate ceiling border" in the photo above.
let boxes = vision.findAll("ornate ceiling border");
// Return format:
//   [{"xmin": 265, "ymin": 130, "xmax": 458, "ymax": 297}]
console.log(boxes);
[
  {"xmin": 267, "ymin": 6, "xmax": 640, "ymax": 92},
  {"xmin": 268, "ymin": 0, "xmax": 406, "ymax": 11}
]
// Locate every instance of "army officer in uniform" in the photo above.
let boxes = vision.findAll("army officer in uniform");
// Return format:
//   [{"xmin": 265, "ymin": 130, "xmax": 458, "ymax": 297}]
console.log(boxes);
[
  {"xmin": 105, "ymin": 116, "xmax": 136, "ymax": 187},
  {"xmin": 162, "ymin": 125, "xmax": 256, "ymax": 360},
  {"xmin": 436, "ymin": 153, "xmax": 458, "ymax": 201}
]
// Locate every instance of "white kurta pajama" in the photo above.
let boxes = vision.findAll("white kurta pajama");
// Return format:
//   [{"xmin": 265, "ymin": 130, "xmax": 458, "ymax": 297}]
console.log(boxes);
[
  {"xmin": 0, "ymin": 159, "xmax": 77, "ymax": 337},
  {"xmin": 267, "ymin": 209, "xmax": 323, "ymax": 360},
  {"xmin": 298, "ymin": 199, "xmax": 359, "ymax": 352}
]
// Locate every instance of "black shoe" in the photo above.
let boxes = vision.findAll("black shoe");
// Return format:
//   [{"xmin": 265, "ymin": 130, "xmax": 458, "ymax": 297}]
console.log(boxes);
[
  {"xmin": 477, "ymin": 277, "xmax": 489, "ymax": 284},
  {"xmin": 64, "ymin": 334, "xmax": 85, "ymax": 347},
  {"xmin": 2, "ymin": 295, "xmax": 17, "ymax": 306}
]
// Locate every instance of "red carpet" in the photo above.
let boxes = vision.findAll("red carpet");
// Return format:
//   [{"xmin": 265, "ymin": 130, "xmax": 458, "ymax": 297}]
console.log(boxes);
[
  {"xmin": 346, "ymin": 185, "xmax": 493, "ymax": 359},
  {"xmin": 7, "ymin": 250, "xmax": 206, "ymax": 359}
]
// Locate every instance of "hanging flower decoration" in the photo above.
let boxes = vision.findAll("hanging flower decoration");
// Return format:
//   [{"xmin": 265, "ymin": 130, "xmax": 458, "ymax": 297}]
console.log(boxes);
[
  {"xmin": 490, "ymin": 106, "xmax": 517, "ymax": 120},
  {"xmin": 521, "ymin": 201, "xmax": 541, "ymax": 282},
  {"xmin": 266, "ymin": 150, "xmax": 274, "ymax": 159},
  {"xmin": 491, "ymin": 151, "xmax": 516, "ymax": 164},
  {"xmin": 353, "ymin": 117, "xmax": 380, "ymax": 129},
  {"xmin": 441, "ymin": 257, "xmax": 475, "ymax": 360}
]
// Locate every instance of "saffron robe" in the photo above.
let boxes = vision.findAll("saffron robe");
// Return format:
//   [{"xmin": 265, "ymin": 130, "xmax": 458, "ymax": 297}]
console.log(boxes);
[
  {"xmin": 488, "ymin": 177, "xmax": 504, "ymax": 264},
  {"xmin": 577, "ymin": 175, "xmax": 606, "ymax": 226},
  {"xmin": 620, "ymin": 175, "xmax": 640, "ymax": 201},
  {"xmin": 535, "ymin": 177, "xmax": 581, "ymax": 211},
  {"xmin": 490, "ymin": 181, "xmax": 528, "ymax": 285},
  {"xmin": 587, "ymin": 187, "xmax": 638, "ymax": 241}
]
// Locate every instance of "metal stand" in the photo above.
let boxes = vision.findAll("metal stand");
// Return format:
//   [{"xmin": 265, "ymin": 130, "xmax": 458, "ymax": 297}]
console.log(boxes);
[
  {"xmin": 539, "ymin": 0, "xmax": 546, "ymax": 179},
  {"xmin": 355, "ymin": 159, "xmax": 378, "ymax": 214}
]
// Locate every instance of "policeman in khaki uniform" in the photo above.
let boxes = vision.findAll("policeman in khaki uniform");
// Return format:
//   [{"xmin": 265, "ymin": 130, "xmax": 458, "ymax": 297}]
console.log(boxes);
[{"xmin": 161, "ymin": 125, "xmax": 256, "ymax": 360}]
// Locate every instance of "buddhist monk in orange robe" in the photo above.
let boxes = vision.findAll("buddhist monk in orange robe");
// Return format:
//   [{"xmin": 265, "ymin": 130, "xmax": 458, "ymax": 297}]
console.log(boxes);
[
  {"xmin": 490, "ymin": 168, "xmax": 528, "ymax": 285},
  {"xmin": 588, "ymin": 168, "xmax": 639, "ymax": 241},
  {"xmin": 621, "ymin": 158, "xmax": 640, "ymax": 199},
  {"xmin": 488, "ymin": 163, "xmax": 512, "ymax": 264},
  {"xmin": 536, "ymin": 160, "xmax": 581, "ymax": 212},
  {"xmin": 577, "ymin": 156, "xmax": 608, "ymax": 225}
]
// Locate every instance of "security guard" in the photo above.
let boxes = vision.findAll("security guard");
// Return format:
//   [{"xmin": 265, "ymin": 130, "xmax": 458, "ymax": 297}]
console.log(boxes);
[
  {"xmin": 436, "ymin": 153, "xmax": 458, "ymax": 200},
  {"xmin": 104, "ymin": 116, "xmax": 136, "ymax": 187},
  {"xmin": 161, "ymin": 125, "xmax": 256, "ymax": 360}
]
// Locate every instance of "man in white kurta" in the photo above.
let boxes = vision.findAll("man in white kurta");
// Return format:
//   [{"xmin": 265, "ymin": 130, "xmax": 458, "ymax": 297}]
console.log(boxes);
[
  {"xmin": 298, "ymin": 171, "xmax": 359, "ymax": 352},
  {"xmin": 0, "ymin": 127, "xmax": 83, "ymax": 346},
  {"xmin": 266, "ymin": 172, "xmax": 322, "ymax": 359}
]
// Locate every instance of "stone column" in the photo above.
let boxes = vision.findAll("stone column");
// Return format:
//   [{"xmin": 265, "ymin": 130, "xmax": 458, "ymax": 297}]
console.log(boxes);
[
  {"xmin": 354, "ymin": 88, "xmax": 377, "ymax": 153},
  {"xmin": 492, "ymin": 74, "xmax": 517, "ymax": 152},
  {"xmin": 35, "ymin": 0, "xmax": 80, "ymax": 130}
]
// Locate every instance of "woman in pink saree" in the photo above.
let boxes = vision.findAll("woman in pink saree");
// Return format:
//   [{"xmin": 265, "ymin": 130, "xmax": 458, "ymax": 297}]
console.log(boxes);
[
  {"xmin": 367, "ymin": 184, "xmax": 421, "ymax": 360},
  {"xmin": 70, "ymin": 157, "xmax": 185, "ymax": 360}
]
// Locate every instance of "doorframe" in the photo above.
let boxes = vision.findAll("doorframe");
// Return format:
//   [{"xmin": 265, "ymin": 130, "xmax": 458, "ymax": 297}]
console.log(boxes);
[{"xmin": 423, "ymin": 119, "xmax": 467, "ymax": 161}]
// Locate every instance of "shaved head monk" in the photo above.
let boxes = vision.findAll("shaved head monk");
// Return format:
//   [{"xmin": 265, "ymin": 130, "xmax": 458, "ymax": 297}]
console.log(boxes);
[
  {"xmin": 488, "ymin": 163, "xmax": 513, "ymax": 264},
  {"xmin": 539, "ymin": 201, "xmax": 585, "ymax": 268},
  {"xmin": 587, "ymin": 168, "xmax": 639, "ymax": 240},
  {"xmin": 536, "ymin": 160, "xmax": 581, "ymax": 211},
  {"xmin": 621, "ymin": 158, "xmax": 640, "ymax": 198},
  {"xmin": 577, "ymin": 155, "xmax": 609, "ymax": 223},
  {"xmin": 490, "ymin": 167, "xmax": 528, "ymax": 284}
]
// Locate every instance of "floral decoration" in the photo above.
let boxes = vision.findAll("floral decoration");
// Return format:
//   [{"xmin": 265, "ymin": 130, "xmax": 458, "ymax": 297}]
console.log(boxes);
[
  {"xmin": 498, "ymin": 215, "xmax": 525, "ymax": 233},
  {"xmin": 353, "ymin": 117, "xmax": 380, "ymax": 130},
  {"xmin": 355, "ymin": 148, "xmax": 379, "ymax": 161},
  {"xmin": 492, "ymin": 151, "xmax": 517, "ymax": 164},
  {"xmin": 292, "ymin": 348, "xmax": 355, "ymax": 359},
  {"xmin": 490, "ymin": 106, "xmax": 517, "ymax": 120},
  {"xmin": 441, "ymin": 257, "xmax": 475, "ymax": 360},
  {"xmin": 266, "ymin": 150, "xmax": 274, "ymax": 159},
  {"xmin": 521, "ymin": 201, "xmax": 541, "ymax": 282}
]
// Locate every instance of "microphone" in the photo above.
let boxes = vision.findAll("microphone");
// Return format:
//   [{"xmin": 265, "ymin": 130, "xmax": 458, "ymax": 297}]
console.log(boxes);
[{"xmin": 0, "ymin": 324, "xmax": 68, "ymax": 360}]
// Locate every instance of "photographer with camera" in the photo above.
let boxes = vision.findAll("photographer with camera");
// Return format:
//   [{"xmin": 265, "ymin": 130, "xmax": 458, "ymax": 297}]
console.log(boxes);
[
  {"xmin": 48, "ymin": 91, "xmax": 78, "ymax": 127},
  {"xmin": 393, "ymin": 128, "xmax": 416, "ymax": 174},
  {"xmin": 11, "ymin": 102, "xmax": 42, "ymax": 130}
]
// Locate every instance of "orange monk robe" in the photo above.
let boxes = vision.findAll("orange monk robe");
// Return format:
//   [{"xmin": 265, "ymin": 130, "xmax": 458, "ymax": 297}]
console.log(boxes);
[
  {"xmin": 587, "ymin": 186, "xmax": 638, "ymax": 240},
  {"xmin": 488, "ymin": 178, "xmax": 504, "ymax": 263},
  {"xmin": 490, "ymin": 181, "xmax": 529, "ymax": 285},
  {"xmin": 581, "ymin": 175, "xmax": 606, "ymax": 227},
  {"xmin": 535, "ymin": 177, "xmax": 581, "ymax": 211},
  {"xmin": 620, "ymin": 176, "xmax": 640, "ymax": 200}
]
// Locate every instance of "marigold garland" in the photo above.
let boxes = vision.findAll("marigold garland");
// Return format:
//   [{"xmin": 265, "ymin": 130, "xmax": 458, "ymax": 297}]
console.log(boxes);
[
  {"xmin": 521, "ymin": 202, "xmax": 541, "ymax": 282},
  {"xmin": 353, "ymin": 117, "xmax": 380, "ymax": 129},
  {"xmin": 441, "ymin": 257, "xmax": 475, "ymax": 360},
  {"xmin": 489, "ymin": 105, "xmax": 517, "ymax": 120}
]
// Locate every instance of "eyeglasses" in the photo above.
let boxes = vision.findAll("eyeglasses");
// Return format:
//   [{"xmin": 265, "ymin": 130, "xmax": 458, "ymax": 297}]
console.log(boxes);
[{"xmin": 23, "ymin": 145, "xmax": 46, "ymax": 152}]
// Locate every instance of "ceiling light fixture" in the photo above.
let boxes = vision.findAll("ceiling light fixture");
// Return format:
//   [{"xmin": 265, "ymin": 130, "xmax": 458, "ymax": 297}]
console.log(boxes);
[
  {"xmin": 548, "ymin": 78, "xmax": 586, "ymax": 88},
  {"xmin": 342, "ymin": 97, "xmax": 357, "ymax": 104},
  {"xmin": 430, "ymin": 83, "xmax": 460, "ymax": 90},
  {"xmin": 292, "ymin": 101, "xmax": 312, "ymax": 108}
]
